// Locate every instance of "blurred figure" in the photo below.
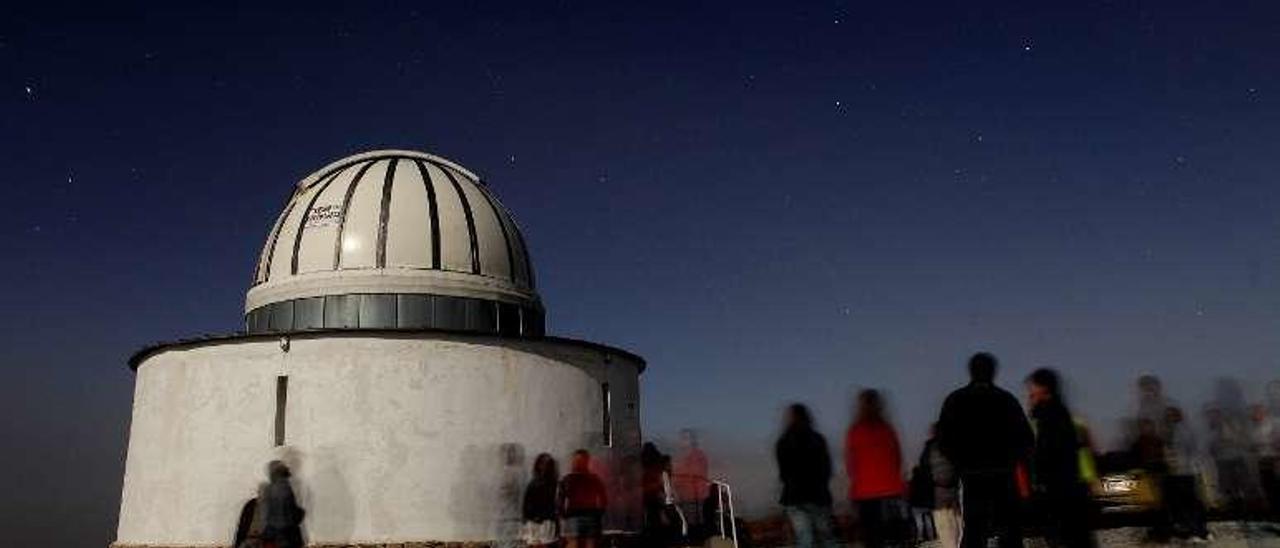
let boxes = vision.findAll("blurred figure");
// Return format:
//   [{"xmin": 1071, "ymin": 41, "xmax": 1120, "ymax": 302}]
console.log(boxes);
[
  {"xmin": 233, "ymin": 484, "xmax": 266, "ymax": 548},
  {"xmin": 496, "ymin": 443, "xmax": 527, "ymax": 548},
  {"xmin": 1130, "ymin": 418, "xmax": 1167, "ymax": 477},
  {"xmin": 844, "ymin": 389, "xmax": 905, "ymax": 548},
  {"xmin": 929, "ymin": 425, "xmax": 962, "ymax": 548},
  {"xmin": 1135, "ymin": 374, "xmax": 1172, "ymax": 429},
  {"xmin": 560, "ymin": 449, "xmax": 608, "ymax": 548},
  {"xmin": 640, "ymin": 442, "xmax": 679, "ymax": 544},
  {"xmin": 1250, "ymin": 403, "xmax": 1279, "ymax": 517},
  {"xmin": 1025, "ymin": 368, "xmax": 1096, "ymax": 548},
  {"xmin": 1206, "ymin": 405, "xmax": 1256, "ymax": 516},
  {"xmin": 937, "ymin": 352, "xmax": 1033, "ymax": 548},
  {"xmin": 522, "ymin": 453, "xmax": 560, "ymax": 548},
  {"xmin": 1207, "ymin": 378, "xmax": 1265, "ymax": 517},
  {"xmin": 1162, "ymin": 406, "xmax": 1210, "ymax": 541},
  {"xmin": 910, "ymin": 424, "xmax": 961, "ymax": 548},
  {"xmin": 776, "ymin": 403, "xmax": 836, "ymax": 548},
  {"xmin": 1264, "ymin": 381, "xmax": 1280, "ymax": 516},
  {"xmin": 1073, "ymin": 418, "xmax": 1100, "ymax": 491},
  {"xmin": 1130, "ymin": 418, "xmax": 1175, "ymax": 542},
  {"xmin": 673, "ymin": 428, "xmax": 710, "ymax": 527},
  {"xmin": 261, "ymin": 460, "xmax": 305, "ymax": 548}
]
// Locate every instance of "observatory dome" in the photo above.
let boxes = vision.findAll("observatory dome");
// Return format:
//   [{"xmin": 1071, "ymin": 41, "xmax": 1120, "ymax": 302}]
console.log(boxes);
[{"xmin": 244, "ymin": 150, "xmax": 543, "ymax": 336}]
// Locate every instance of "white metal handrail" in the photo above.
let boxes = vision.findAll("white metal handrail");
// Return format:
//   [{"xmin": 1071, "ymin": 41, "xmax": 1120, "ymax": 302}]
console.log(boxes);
[{"xmin": 710, "ymin": 479, "xmax": 739, "ymax": 548}]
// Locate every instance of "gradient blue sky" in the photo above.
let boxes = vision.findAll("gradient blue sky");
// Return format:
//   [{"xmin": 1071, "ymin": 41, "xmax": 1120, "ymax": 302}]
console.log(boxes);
[{"xmin": 3, "ymin": 1, "xmax": 1280, "ymax": 544}]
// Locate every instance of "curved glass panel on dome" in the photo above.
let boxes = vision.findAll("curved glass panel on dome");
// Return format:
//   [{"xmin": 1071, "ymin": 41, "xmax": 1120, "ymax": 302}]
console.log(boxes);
[{"xmin": 244, "ymin": 293, "xmax": 545, "ymax": 337}]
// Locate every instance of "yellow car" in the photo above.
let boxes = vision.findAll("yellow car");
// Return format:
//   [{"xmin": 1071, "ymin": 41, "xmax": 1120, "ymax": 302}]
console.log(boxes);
[{"xmin": 1091, "ymin": 452, "xmax": 1162, "ymax": 519}]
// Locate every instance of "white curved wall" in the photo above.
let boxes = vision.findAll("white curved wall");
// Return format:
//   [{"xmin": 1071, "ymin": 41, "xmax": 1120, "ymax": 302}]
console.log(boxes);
[{"xmin": 116, "ymin": 333, "xmax": 642, "ymax": 546}]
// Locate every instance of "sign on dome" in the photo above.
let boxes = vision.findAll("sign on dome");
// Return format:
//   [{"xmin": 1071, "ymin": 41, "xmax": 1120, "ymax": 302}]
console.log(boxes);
[{"xmin": 304, "ymin": 204, "xmax": 344, "ymax": 228}]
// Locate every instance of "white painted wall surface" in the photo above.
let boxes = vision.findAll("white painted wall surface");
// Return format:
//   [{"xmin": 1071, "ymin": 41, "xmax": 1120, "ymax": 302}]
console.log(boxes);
[{"xmin": 116, "ymin": 333, "xmax": 642, "ymax": 546}]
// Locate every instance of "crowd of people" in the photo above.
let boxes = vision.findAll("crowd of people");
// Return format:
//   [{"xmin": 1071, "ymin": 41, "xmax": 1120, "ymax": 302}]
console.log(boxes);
[
  {"xmin": 775, "ymin": 352, "xmax": 1280, "ymax": 548},
  {"xmin": 227, "ymin": 352, "xmax": 1280, "ymax": 548}
]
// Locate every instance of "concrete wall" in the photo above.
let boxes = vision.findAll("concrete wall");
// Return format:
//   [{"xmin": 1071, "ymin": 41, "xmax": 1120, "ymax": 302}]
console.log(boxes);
[{"xmin": 116, "ymin": 333, "xmax": 642, "ymax": 547}]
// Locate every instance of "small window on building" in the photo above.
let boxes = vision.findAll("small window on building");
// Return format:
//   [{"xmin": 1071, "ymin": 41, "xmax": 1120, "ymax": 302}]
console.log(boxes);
[
  {"xmin": 434, "ymin": 295, "xmax": 467, "ymax": 331},
  {"xmin": 269, "ymin": 301, "xmax": 295, "ymax": 332},
  {"xmin": 397, "ymin": 294, "xmax": 432, "ymax": 328},
  {"xmin": 497, "ymin": 302, "xmax": 521, "ymax": 336},
  {"xmin": 323, "ymin": 294, "xmax": 359, "ymax": 328},
  {"xmin": 601, "ymin": 382, "xmax": 613, "ymax": 447},
  {"xmin": 274, "ymin": 376, "xmax": 288, "ymax": 447},
  {"xmin": 466, "ymin": 299, "xmax": 497, "ymax": 333},
  {"xmin": 359, "ymin": 294, "xmax": 396, "ymax": 328},
  {"xmin": 249, "ymin": 308, "xmax": 271, "ymax": 333},
  {"xmin": 294, "ymin": 296, "xmax": 325, "ymax": 330}
]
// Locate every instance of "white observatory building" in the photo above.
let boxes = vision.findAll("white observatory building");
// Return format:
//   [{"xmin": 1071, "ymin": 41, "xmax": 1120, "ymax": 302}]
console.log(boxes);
[{"xmin": 114, "ymin": 150, "xmax": 645, "ymax": 547}]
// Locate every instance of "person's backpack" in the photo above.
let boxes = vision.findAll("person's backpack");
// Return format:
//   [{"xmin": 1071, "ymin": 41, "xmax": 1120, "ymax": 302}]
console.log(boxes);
[{"xmin": 908, "ymin": 444, "xmax": 936, "ymax": 508}]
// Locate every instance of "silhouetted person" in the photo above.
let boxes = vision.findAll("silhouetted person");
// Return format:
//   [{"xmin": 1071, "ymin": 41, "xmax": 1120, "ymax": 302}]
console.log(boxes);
[
  {"xmin": 776, "ymin": 403, "xmax": 836, "ymax": 548},
  {"xmin": 261, "ymin": 461, "xmax": 305, "ymax": 548},
  {"xmin": 522, "ymin": 453, "xmax": 560, "ymax": 548},
  {"xmin": 1162, "ymin": 406, "xmax": 1209, "ymax": 541},
  {"xmin": 560, "ymin": 449, "xmax": 607, "ymax": 548},
  {"xmin": 673, "ymin": 428, "xmax": 710, "ymax": 526},
  {"xmin": 1253, "ymin": 402, "xmax": 1280, "ymax": 518},
  {"xmin": 1207, "ymin": 396, "xmax": 1261, "ymax": 515},
  {"xmin": 844, "ymin": 389, "xmax": 905, "ymax": 548},
  {"xmin": 1135, "ymin": 374, "xmax": 1172, "ymax": 431},
  {"xmin": 1025, "ymin": 368, "xmax": 1095, "ymax": 548},
  {"xmin": 640, "ymin": 442, "xmax": 677, "ymax": 544},
  {"xmin": 922, "ymin": 424, "xmax": 961, "ymax": 548},
  {"xmin": 233, "ymin": 484, "xmax": 265, "ymax": 548},
  {"xmin": 937, "ymin": 352, "xmax": 1032, "ymax": 548}
]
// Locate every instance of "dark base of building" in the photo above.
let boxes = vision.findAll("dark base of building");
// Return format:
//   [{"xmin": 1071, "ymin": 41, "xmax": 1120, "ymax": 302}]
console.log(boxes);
[{"xmin": 111, "ymin": 543, "xmax": 498, "ymax": 548}]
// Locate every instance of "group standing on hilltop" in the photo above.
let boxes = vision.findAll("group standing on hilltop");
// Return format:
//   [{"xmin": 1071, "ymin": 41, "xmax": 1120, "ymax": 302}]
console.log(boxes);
[
  {"xmin": 227, "ymin": 352, "xmax": 1280, "ymax": 548},
  {"xmin": 773, "ymin": 352, "xmax": 1280, "ymax": 547}
]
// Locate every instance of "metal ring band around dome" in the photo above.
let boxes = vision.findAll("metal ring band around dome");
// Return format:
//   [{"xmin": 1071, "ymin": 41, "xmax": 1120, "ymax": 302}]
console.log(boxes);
[{"xmin": 244, "ymin": 293, "xmax": 545, "ymax": 337}]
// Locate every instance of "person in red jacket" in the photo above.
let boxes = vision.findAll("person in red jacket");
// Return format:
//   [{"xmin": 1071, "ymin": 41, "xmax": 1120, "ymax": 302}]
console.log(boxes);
[
  {"xmin": 845, "ymin": 389, "xmax": 906, "ymax": 548},
  {"xmin": 560, "ymin": 450, "xmax": 608, "ymax": 548}
]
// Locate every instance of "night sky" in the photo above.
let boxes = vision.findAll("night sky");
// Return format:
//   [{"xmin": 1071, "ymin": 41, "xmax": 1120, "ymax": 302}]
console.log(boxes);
[{"xmin": 4, "ymin": 2, "xmax": 1280, "ymax": 545}]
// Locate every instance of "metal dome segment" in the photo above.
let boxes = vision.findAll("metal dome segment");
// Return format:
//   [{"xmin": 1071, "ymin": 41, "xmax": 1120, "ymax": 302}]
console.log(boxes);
[{"xmin": 245, "ymin": 150, "xmax": 542, "ymax": 337}]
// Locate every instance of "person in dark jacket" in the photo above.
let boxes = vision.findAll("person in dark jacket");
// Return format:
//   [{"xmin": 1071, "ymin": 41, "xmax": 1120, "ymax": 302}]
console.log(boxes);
[
  {"xmin": 233, "ymin": 485, "xmax": 265, "ymax": 548},
  {"xmin": 640, "ymin": 442, "xmax": 678, "ymax": 545},
  {"xmin": 260, "ymin": 461, "xmax": 305, "ymax": 548},
  {"xmin": 776, "ymin": 403, "xmax": 836, "ymax": 548},
  {"xmin": 937, "ymin": 352, "xmax": 1033, "ymax": 548},
  {"xmin": 522, "ymin": 453, "xmax": 560, "ymax": 547},
  {"xmin": 1026, "ymin": 368, "xmax": 1096, "ymax": 548}
]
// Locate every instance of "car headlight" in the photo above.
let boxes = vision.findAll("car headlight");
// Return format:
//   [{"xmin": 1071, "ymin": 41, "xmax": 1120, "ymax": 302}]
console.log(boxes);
[{"xmin": 1102, "ymin": 476, "xmax": 1137, "ymax": 493}]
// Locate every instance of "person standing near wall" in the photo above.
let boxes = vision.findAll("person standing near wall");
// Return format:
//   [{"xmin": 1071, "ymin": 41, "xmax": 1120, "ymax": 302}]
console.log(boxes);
[
  {"xmin": 260, "ymin": 461, "xmax": 305, "ymax": 548},
  {"xmin": 560, "ymin": 450, "xmax": 608, "ymax": 548},
  {"xmin": 673, "ymin": 428, "xmax": 711, "ymax": 528},
  {"xmin": 776, "ymin": 403, "xmax": 837, "ymax": 548},
  {"xmin": 844, "ymin": 389, "xmax": 906, "ymax": 548},
  {"xmin": 522, "ymin": 453, "xmax": 561, "ymax": 548}
]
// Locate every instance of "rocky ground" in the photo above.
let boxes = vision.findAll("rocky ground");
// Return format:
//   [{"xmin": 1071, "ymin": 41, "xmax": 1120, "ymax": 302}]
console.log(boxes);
[
  {"xmin": 1091, "ymin": 522, "xmax": 1280, "ymax": 547},
  {"xmin": 911, "ymin": 522, "xmax": 1280, "ymax": 548},
  {"xmin": 755, "ymin": 522, "xmax": 1280, "ymax": 547}
]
